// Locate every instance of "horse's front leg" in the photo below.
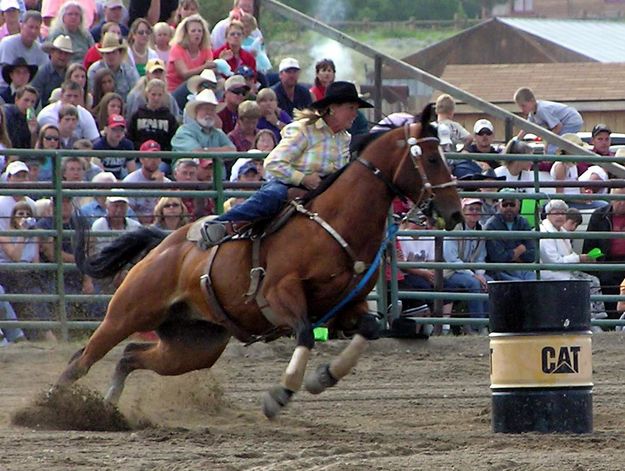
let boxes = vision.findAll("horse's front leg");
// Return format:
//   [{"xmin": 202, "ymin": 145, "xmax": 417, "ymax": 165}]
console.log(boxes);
[
  {"xmin": 262, "ymin": 320, "xmax": 313, "ymax": 419},
  {"xmin": 305, "ymin": 303, "xmax": 380, "ymax": 395},
  {"xmin": 261, "ymin": 276, "xmax": 314, "ymax": 419}
]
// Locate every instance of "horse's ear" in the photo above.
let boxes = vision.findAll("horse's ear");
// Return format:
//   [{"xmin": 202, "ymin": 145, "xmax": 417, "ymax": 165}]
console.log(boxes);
[{"xmin": 419, "ymin": 103, "xmax": 436, "ymax": 128}]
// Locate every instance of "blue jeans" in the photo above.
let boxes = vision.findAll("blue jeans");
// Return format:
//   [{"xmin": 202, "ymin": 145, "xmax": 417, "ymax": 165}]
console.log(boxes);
[
  {"xmin": 0, "ymin": 284, "xmax": 25, "ymax": 342},
  {"xmin": 216, "ymin": 180, "xmax": 289, "ymax": 222},
  {"xmin": 445, "ymin": 272, "xmax": 492, "ymax": 318}
]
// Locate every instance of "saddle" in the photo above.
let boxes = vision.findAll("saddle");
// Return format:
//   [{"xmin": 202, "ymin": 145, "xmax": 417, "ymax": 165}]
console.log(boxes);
[{"xmin": 187, "ymin": 187, "xmax": 309, "ymax": 249}]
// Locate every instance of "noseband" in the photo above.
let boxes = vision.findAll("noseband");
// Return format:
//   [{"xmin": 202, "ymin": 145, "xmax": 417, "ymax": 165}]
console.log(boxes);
[{"xmin": 356, "ymin": 123, "xmax": 456, "ymax": 209}]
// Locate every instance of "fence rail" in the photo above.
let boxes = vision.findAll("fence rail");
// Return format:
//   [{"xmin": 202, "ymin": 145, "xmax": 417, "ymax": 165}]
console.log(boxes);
[{"xmin": 1, "ymin": 149, "xmax": 624, "ymax": 338}]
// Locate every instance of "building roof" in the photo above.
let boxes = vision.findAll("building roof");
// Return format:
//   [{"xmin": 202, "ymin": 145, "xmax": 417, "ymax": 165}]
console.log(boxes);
[
  {"xmin": 498, "ymin": 18, "xmax": 625, "ymax": 63},
  {"xmin": 434, "ymin": 62, "xmax": 625, "ymax": 105},
  {"xmin": 383, "ymin": 17, "xmax": 625, "ymax": 80}
]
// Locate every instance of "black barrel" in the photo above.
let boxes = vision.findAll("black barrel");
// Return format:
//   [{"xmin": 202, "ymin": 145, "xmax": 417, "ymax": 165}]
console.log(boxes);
[{"xmin": 488, "ymin": 280, "xmax": 593, "ymax": 434}]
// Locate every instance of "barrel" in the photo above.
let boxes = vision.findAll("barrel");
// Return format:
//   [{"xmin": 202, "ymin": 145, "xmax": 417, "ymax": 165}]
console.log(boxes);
[{"xmin": 488, "ymin": 280, "xmax": 593, "ymax": 434}]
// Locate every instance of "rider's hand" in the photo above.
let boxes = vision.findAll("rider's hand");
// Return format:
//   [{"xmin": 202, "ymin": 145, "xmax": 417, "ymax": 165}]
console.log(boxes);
[{"xmin": 301, "ymin": 173, "xmax": 321, "ymax": 190}]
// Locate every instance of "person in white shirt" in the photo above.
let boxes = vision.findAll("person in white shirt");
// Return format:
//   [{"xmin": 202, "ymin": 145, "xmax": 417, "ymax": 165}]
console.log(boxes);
[{"xmin": 37, "ymin": 80, "xmax": 99, "ymax": 141}]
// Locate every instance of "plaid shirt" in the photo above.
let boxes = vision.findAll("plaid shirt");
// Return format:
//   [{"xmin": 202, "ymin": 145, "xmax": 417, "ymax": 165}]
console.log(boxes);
[{"xmin": 264, "ymin": 118, "xmax": 351, "ymax": 186}]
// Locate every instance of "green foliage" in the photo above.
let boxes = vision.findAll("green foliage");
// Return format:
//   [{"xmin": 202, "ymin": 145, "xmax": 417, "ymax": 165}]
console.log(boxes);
[{"xmin": 263, "ymin": 0, "xmax": 490, "ymax": 21}]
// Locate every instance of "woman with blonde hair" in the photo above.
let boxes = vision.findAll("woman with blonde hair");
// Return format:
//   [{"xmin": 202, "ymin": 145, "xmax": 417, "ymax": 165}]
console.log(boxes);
[
  {"xmin": 127, "ymin": 18, "xmax": 159, "ymax": 77},
  {"xmin": 166, "ymin": 14, "xmax": 215, "ymax": 92},
  {"xmin": 48, "ymin": 1, "xmax": 95, "ymax": 63},
  {"xmin": 152, "ymin": 196, "xmax": 189, "ymax": 230},
  {"xmin": 213, "ymin": 20, "xmax": 256, "ymax": 77},
  {"xmin": 256, "ymin": 87, "xmax": 291, "ymax": 143},
  {"xmin": 128, "ymin": 78, "xmax": 178, "ymax": 150}
]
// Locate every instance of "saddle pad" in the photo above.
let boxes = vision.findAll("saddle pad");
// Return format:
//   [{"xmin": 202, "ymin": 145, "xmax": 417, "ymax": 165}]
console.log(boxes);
[{"xmin": 187, "ymin": 215, "xmax": 218, "ymax": 242}]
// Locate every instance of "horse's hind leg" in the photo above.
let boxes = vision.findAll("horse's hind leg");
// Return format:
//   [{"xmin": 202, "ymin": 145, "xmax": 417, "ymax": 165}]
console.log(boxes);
[
  {"xmin": 105, "ymin": 320, "xmax": 231, "ymax": 405},
  {"xmin": 305, "ymin": 303, "xmax": 379, "ymax": 395}
]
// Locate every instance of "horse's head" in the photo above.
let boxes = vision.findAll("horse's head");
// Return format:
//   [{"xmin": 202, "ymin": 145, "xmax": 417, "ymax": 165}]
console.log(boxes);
[{"xmin": 384, "ymin": 104, "xmax": 464, "ymax": 230}]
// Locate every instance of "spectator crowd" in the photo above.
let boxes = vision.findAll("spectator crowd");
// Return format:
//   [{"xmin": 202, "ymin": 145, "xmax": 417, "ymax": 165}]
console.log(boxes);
[{"xmin": 0, "ymin": 0, "xmax": 623, "ymax": 343}]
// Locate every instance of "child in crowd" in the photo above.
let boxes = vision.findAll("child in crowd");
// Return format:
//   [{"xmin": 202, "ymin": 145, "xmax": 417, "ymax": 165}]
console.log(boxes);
[
  {"xmin": 152, "ymin": 22, "xmax": 173, "ymax": 63},
  {"xmin": 435, "ymin": 93, "xmax": 473, "ymax": 149},
  {"xmin": 93, "ymin": 114, "xmax": 136, "ymax": 179},
  {"xmin": 514, "ymin": 86, "xmax": 583, "ymax": 154},
  {"xmin": 57, "ymin": 104, "xmax": 79, "ymax": 149},
  {"xmin": 240, "ymin": 12, "xmax": 271, "ymax": 75}
]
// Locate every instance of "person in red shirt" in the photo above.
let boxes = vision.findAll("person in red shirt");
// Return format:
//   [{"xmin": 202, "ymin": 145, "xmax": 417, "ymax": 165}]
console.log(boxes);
[
  {"xmin": 212, "ymin": 20, "xmax": 255, "ymax": 78},
  {"xmin": 309, "ymin": 58, "xmax": 335, "ymax": 101}
]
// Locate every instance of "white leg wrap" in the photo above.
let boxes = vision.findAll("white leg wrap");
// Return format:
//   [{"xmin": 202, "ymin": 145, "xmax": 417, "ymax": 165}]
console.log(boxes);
[
  {"xmin": 282, "ymin": 345, "xmax": 310, "ymax": 392},
  {"xmin": 329, "ymin": 334, "xmax": 368, "ymax": 380}
]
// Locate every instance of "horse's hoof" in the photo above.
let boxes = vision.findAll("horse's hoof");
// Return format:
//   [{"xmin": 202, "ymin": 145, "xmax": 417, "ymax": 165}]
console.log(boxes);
[
  {"xmin": 304, "ymin": 364, "xmax": 338, "ymax": 395},
  {"xmin": 262, "ymin": 385, "xmax": 293, "ymax": 420}
]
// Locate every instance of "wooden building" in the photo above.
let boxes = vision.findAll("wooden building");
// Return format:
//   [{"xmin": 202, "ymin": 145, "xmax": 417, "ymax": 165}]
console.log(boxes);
[
  {"xmin": 431, "ymin": 62, "xmax": 625, "ymax": 140},
  {"xmin": 493, "ymin": 0, "xmax": 625, "ymax": 18}
]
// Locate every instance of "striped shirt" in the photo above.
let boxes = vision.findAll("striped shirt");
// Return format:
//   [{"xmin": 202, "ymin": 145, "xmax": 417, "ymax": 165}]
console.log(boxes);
[{"xmin": 264, "ymin": 118, "xmax": 351, "ymax": 186}]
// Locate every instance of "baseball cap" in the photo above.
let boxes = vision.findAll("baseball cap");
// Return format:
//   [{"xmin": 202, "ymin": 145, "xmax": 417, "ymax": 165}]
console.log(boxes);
[
  {"xmin": 107, "ymin": 114, "xmax": 126, "ymax": 129},
  {"xmin": 462, "ymin": 198, "xmax": 483, "ymax": 207},
  {"xmin": 6, "ymin": 160, "xmax": 29, "ymax": 175},
  {"xmin": 238, "ymin": 161, "xmax": 258, "ymax": 177},
  {"xmin": 278, "ymin": 57, "xmax": 300, "ymax": 73},
  {"xmin": 139, "ymin": 140, "xmax": 161, "ymax": 152},
  {"xmin": 498, "ymin": 188, "xmax": 518, "ymax": 201},
  {"xmin": 105, "ymin": 0, "xmax": 124, "ymax": 8},
  {"xmin": 0, "ymin": 0, "xmax": 20, "ymax": 11},
  {"xmin": 235, "ymin": 65, "xmax": 255, "ymax": 78},
  {"xmin": 225, "ymin": 75, "xmax": 248, "ymax": 92},
  {"xmin": 146, "ymin": 58, "xmax": 166, "ymax": 74},
  {"xmin": 106, "ymin": 190, "xmax": 128, "ymax": 204},
  {"xmin": 199, "ymin": 159, "xmax": 213, "ymax": 169},
  {"xmin": 473, "ymin": 119, "xmax": 494, "ymax": 135},
  {"xmin": 591, "ymin": 123, "xmax": 611, "ymax": 137}
]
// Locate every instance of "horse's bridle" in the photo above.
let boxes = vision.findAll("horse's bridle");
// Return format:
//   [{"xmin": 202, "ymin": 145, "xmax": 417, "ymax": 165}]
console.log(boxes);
[{"xmin": 356, "ymin": 122, "xmax": 457, "ymax": 211}]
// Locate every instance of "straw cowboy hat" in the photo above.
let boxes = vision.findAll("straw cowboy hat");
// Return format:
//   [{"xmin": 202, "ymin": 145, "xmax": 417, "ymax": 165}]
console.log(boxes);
[
  {"xmin": 311, "ymin": 81, "xmax": 373, "ymax": 110},
  {"xmin": 42, "ymin": 34, "xmax": 74, "ymax": 54},
  {"xmin": 185, "ymin": 89, "xmax": 224, "ymax": 119},
  {"xmin": 1, "ymin": 57, "xmax": 38, "ymax": 85},
  {"xmin": 187, "ymin": 69, "xmax": 218, "ymax": 95},
  {"xmin": 97, "ymin": 31, "xmax": 128, "ymax": 54}
]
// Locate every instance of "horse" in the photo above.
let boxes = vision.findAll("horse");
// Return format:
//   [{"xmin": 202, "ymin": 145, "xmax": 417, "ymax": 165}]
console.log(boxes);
[{"xmin": 57, "ymin": 105, "xmax": 463, "ymax": 419}]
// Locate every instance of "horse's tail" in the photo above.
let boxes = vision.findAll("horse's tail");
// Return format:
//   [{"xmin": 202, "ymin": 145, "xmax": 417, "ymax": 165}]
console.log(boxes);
[{"xmin": 72, "ymin": 214, "xmax": 168, "ymax": 279}]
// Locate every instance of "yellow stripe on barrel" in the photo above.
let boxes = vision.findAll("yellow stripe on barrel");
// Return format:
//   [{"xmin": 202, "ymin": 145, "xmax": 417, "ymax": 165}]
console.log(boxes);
[{"xmin": 490, "ymin": 334, "xmax": 592, "ymax": 388}]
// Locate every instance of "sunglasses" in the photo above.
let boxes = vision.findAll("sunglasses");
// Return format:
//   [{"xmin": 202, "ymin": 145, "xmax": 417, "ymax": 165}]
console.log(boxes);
[
  {"xmin": 500, "ymin": 201, "xmax": 517, "ymax": 208},
  {"xmin": 477, "ymin": 130, "xmax": 493, "ymax": 136},
  {"xmin": 136, "ymin": 29, "xmax": 151, "ymax": 35},
  {"xmin": 44, "ymin": 135, "xmax": 59, "ymax": 141},
  {"xmin": 228, "ymin": 31, "xmax": 243, "ymax": 37},
  {"xmin": 163, "ymin": 203, "xmax": 181, "ymax": 209},
  {"xmin": 229, "ymin": 88, "xmax": 248, "ymax": 96}
]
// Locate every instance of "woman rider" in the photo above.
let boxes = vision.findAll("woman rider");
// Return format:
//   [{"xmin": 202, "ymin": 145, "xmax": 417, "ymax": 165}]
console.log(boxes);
[{"xmin": 204, "ymin": 81, "xmax": 373, "ymax": 244}]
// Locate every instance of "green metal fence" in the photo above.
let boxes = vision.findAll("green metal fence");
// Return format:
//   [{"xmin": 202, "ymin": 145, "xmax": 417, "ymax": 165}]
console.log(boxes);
[{"xmin": 1, "ymin": 148, "xmax": 624, "ymax": 339}]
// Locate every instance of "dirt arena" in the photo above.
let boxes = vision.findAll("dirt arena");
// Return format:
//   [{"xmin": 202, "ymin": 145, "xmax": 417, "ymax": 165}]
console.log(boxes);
[{"xmin": 2, "ymin": 333, "xmax": 625, "ymax": 470}]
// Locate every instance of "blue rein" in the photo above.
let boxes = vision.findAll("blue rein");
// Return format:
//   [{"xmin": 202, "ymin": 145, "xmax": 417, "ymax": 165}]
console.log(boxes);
[{"xmin": 312, "ymin": 223, "xmax": 399, "ymax": 328}]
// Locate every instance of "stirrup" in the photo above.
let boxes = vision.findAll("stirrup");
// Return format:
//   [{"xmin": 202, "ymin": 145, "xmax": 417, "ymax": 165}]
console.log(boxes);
[{"xmin": 200, "ymin": 221, "xmax": 227, "ymax": 246}]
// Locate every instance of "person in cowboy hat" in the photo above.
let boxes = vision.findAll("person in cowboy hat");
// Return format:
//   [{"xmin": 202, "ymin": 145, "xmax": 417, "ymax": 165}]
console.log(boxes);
[
  {"xmin": 30, "ymin": 35, "xmax": 74, "ymax": 108},
  {"xmin": 171, "ymin": 88, "xmax": 235, "ymax": 156},
  {"xmin": 0, "ymin": 56, "xmax": 38, "ymax": 104},
  {"xmin": 87, "ymin": 31, "xmax": 140, "ymax": 101},
  {"xmin": 203, "ymin": 80, "xmax": 373, "ymax": 245}
]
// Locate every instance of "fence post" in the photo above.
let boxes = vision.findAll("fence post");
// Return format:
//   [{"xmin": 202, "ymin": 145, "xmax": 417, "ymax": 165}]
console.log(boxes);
[{"xmin": 53, "ymin": 151, "xmax": 68, "ymax": 341}]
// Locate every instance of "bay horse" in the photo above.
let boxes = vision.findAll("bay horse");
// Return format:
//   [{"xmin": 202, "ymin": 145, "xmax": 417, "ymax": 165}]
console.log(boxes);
[{"xmin": 57, "ymin": 105, "xmax": 463, "ymax": 419}]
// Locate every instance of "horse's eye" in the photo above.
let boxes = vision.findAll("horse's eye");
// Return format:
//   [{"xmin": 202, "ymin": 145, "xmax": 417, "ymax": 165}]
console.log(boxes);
[{"xmin": 428, "ymin": 156, "xmax": 438, "ymax": 164}]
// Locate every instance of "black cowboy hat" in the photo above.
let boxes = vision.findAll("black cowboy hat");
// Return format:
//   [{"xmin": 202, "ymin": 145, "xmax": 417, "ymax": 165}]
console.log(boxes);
[
  {"xmin": 2, "ymin": 57, "xmax": 38, "ymax": 85},
  {"xmin": 311, "ymin": 81, "xmax": 373, "ymax": 110}
]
